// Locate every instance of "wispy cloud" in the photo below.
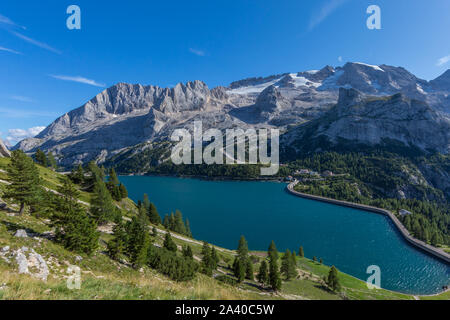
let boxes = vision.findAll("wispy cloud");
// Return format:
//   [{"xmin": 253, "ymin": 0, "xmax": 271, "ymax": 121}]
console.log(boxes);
[
  {"xmin": 10, "ymin": 31, "xmax": 61, "ymax": 54},
  {"xmin": 308, "ymin": 0, "xmax": 350, "ymax": 31},
  {"xmin": 0, "ymin": 107, "xmax": 57, "ymax": 118},
  {"xmin": 436, "ymin": 54, "xmax": 450, "ymax": 67},
  {"xmin": 10, "ymin": 95, "xmax": 33, "ymax": 103},
  {"xmin": 0, "ymin": 13, "xmax": 26, "ymax": 29},
  {"xmin": 0, "ymin": 46, "xmax": 22, "ymax": 55},
  {"xmin": 189, "ymin": 48, "xmax": 205, "ymax": 56},
  {"xmin": 49, "ymin": 75, "xmax": 106, "ymax": 87},
  {"xmin": 338, "ymin": 56, "xmax": 343, "ymax": 62},
  {"xmin": 6, "ymin": 126, "xmax": 45, "ymax": 145}
]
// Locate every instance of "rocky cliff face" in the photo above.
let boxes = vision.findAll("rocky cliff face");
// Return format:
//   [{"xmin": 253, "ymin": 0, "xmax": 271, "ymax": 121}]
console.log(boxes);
[
  {"xmin": 282, "ymin": 88, "xmax": 450, "ymax": 155},
  {"xmin": 14, "ymin": 62, "xmax": 450, "ymax": 167},
  {"xmin": 0, "ymin": 139, "xmax": 10, "ymax": 157}
]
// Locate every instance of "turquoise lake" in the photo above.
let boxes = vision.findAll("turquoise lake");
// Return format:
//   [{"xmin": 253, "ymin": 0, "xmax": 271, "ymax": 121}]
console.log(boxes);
[{"xmin": 119, "ymin": 175, "xmax": 450, "ymax": 295}]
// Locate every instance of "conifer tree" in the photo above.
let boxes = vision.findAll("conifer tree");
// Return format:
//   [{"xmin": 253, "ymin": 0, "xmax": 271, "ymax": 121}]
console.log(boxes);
[
  {"xmin": 326, "ymin": 266, "xmax": 341, "ymax": 292},
  {"xmin": 268, "ymin": 240, "xmax": 278, "ymax": 262},
  {"xmin": 127, "ymin": 216, "xmax": 150, "ymax": 268},
  {"xmin": 35, "ymin": 149, "xmax": 48, "ymax": 167},
  {"xmin": 174, "ymin": 210, "xmax": 186, "ymax": 234},
  {"xmin": 54, "ymin": 177, "xmax": 99, "ymax": 255},
  {"xmin": 246, "ymin": 259, "xmax": 254, "ymax": 280},
  {"xmin": 280, "ymin": 249, "xmax": 295, "ymax": 280},
  {"xmin": 233, "ymin": 236, "xmax": 251, "ymax": 282},
  {"xmin": 107, "ymin": 222, "xmax": 128, "ymax": 260},
  {"xmin": 182, "ymin": 245, "xmax": 193, "ymax": 259},
  {"xmin": 211, "ymin": 246, "xmax": 219, "ymax": 269},
  {"xmin": 163, "ymin": 232, "xmax": 177, "ymax": 252},
  {"xmin": 163, "ymin": 214, "xmax": 170, "ymax": 229},
  {"xmin": 4, "ymin": 150, "xmax": 41, "ymax": 215},
  {"xmin": 119, "ymin": 183, "xmax": 128, "ymax": 199},
  {"xmin": 90, "ymin": 179, "xmax": 116, "ymax": 225},
  {"xmin": 233, "ymin": 259, "xmax": 246, "ymax": 282},
  {"xmin": 267, "ymin": 240, "xmax": 281, "ymax": 291},
  {"xmin": 169, "ymin": 212, "xmax": 176, "ymax": 230},
  {"xmin": 70, "ymin": 164, "xmax": 85, "ymax": 185},
  {"xmin": 148, "ymin": 202, "xmax": 162, "ymax": 225},
  {"xmin": 47, "ymin": 152, "xmax": 57, "ymax": 170},
  {"xmin": 257, "ymin": 260, "xmax": 269, "ymax": 286},
  {"xmin": 201, "ymin": 241, "xmax": 213, "ymax": 276},
  {"xmin": 142, "ymin": 194, "xmax": 151, "ymax": 211},
  {"xmin": 109, "ymin": 168, "xmax": 120, "ymax": 186},
  {"xmin": 185, "ymin": 218, "xmax": 192, "ymax": 238},
  {"xmin": 298, "ymin": 246, "xmax": 304, "ymax": 258},
  {"xmin": 152, "ymin": 226, "xmax": 158, "ymax": 238}
]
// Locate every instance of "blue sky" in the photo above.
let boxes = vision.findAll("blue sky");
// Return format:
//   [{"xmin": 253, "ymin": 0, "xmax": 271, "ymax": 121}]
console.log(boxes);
[{"xmin": 0, "ymin": 0, "xmax": 449, "ymax": 145}]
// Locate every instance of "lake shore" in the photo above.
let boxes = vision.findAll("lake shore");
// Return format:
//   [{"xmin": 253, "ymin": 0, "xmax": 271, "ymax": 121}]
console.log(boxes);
[{"xmin": 286, "ymin": 180, "xmax": 450, "ymax": 265}]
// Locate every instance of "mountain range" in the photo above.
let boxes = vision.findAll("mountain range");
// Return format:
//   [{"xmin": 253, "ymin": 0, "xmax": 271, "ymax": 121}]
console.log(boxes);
[{"xmin": 14, "ymin": 62, "xmax": 450, "ymax": 168}]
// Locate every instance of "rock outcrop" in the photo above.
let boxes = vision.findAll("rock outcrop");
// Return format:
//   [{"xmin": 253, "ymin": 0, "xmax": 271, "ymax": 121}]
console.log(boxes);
[
  {"xmin": 0, "ymin": 139, "xmax": 10, "ymax": 157},
  {"xmin": 282, "ymin": 88, "xmax": 450, "ymax": 154},
  {"xmin": 1, "ymin": 246, "xmax": 49, "ymax": 281}
]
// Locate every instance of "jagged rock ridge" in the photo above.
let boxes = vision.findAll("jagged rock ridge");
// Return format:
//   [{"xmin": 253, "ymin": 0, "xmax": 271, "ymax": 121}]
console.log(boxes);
[{"xmin": 14, "ymin": 62, "xmax": 450, "ymax": 167}]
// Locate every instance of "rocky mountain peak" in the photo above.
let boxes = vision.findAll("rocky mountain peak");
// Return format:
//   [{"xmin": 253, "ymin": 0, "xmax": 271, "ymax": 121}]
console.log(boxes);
[
  {"xmin": 255, "ymin": 85, "xmax": 290, "ymax": 112},
  {"xmin": 430, "ymin": 69, "xmax": 450, "ymax": 91}
]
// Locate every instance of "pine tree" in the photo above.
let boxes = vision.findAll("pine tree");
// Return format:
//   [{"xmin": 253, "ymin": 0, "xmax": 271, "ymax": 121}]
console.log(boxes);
[
  {"xmin": 185, "ymin": 218, "xmax": 192, "ymax": 238},
  {"xmin": 86, "ymin": 161, "xmax": 104, "ymax": 190},
  {"xmin": 54, "ymin": 177, "xmax": 99, "ymax": 255},
  {"xmin": 4, "ymin": 150, "xmax": 41, "ymax": 215},
  {"xmin": 233, "ymin": 258, "xmax": 246, "ymax": 282},
  {"xmin": 148, "ymin": 202, "xmax": 162, "ymax": 225},
  {"xmin": 70, "ymin": 164, "xmax": 85, "ymax": 185},
  {"xmin": 268, "ymin": 240, "xmax": 281, "ymax": 291},
  {"xmin": 313, "ymin": 256, "xmax": 317, "ymax": 263},
  {"xmin": 268, "ymin": 240, "xmax": 278, "ymax": 262},
  {"xmin": 90, "ymin": 179, "xmax": 116, "ymax": 225},
  {"xmin": 152, "ymin": 226, "xmax": 158, "ymax": 237},
  {"xmin": 138, "ymin": 204, "xmax": 149, "ymax": 225},
  {"xmin": 201, "ymin": 241, "xmax": 213, "ymax": 276},
  {"xmin": 47, "ymin": 152, "xmax": 57, "ymax": 170},
  {"xmin": 119, "ymin": 183, "xmax": 128, "ymax": 199},
  {"xmin": 298, "ymin": 246, "xmax": 304, "ymax": 258},
  {"xmin": 109, "ymin": 168, "xmax": 119, "ymax": 185},
  {"xmin": 107, "ymin": 222, "xmax": 127, "ymax": 260},
  {"xmin": 246, "ymin": 260, "xmax": 254, "ymax": 280},
  {"xmin": 142, "ymin": 194, "xmax": 151, "ymax": 211},
  {"xmin": 257, "ymin": 260, "xmax": 269, "ymax": 286},
  {"xmin": 127, "ymin": 216, "xmax": 150, "ymax": 268},
  {"xmin": 163, "ymin": 232, "xmax": 177, "ymax": 252},
  {"xmin": 326, "ymin": 266, "xmax": 341, "ymax": 292},
  {"xmin": 35, "ymin": 149, "xmax": 48, "ymax": 167},
  {"xmin": 174, "ymin": 210, "xmax": 186, "ymax": 234},
  {"xmin": 234, "ymin": 235, "xmax": 250, "ymax": 282},
  {"xmin": 182, "ymin": 245, "xmax": 193, "ymax": 259},
  {"xmin": 211, "ymin": 246, "xmax": 219, "ymax": 270},
  {"xmin": 169, "ymin": 212, "xmax": 176, "ymax": 230},
  {"xmin": 163, "ymin": 214, "xmax": 170, "ymax": 229},
  {"xmin": 281, "ymin": 249, "xmax": 291, "ymax": 279}
]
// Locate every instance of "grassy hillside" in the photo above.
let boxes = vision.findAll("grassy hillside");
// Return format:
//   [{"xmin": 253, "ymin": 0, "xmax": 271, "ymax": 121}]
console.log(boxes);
[{"xmin": 0, "ymin": 157, "xmax": 447, "ymax": 300}]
